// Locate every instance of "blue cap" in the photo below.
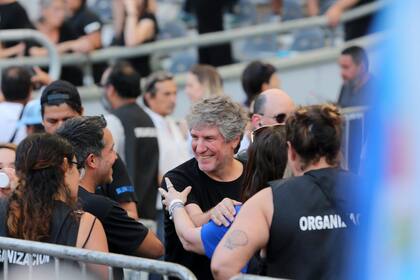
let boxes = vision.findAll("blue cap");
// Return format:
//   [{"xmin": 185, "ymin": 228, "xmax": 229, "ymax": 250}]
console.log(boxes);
[{"xmin": 20, "ymin": 99, "xmax": 42, "ymax": 126}]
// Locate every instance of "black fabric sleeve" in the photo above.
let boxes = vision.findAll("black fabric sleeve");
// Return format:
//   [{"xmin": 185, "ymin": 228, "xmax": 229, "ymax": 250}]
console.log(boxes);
[
  {"xmin": 103, "ymin": 202, "xmax": 149, "ymax": 255},
  {"xmin": 105, "ymin": 156, "xmax": 138, "ymax": 203},
  {"xmin": 80, "ymin": 9, "xmax": 102, "ymax": 35},
  {"xmin": 162, "ymin": 169, "xmax": 198, "ymax": 206}
]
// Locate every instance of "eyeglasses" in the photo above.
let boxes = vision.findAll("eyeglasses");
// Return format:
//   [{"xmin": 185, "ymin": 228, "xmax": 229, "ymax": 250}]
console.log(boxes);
[
  {"xmin": 70, "ymin": 160, "xmax": 86, "ymax": 179},
  {"xmin": 260, "ymin": 113, "xmax": 287, "ymax": 124},
  {"xmin": 251, "ymin": 123, "xmax": 285, "ymax": 143}
]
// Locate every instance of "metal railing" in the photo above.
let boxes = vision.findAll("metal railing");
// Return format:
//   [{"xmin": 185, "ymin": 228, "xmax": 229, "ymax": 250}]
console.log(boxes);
[
  {"xmin": 0, "ymin": 236, "xmax": 196, "ymax": 280},
  {"xmin": 0, "ymin": 29, "xmax": 61, "ymax": 80},
  {"xmin": 0, "ymin": 1, "xmax": 385, "ymax": 79},
  {"xmin": 230, "ymin": 274, "xmax": 287, "ymax": 280}
]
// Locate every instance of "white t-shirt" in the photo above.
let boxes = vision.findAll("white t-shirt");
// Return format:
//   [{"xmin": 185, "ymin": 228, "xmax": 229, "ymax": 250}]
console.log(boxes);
[{"xmin": 0, "ymin": 102, "xmax": 27, "ymax": 144}]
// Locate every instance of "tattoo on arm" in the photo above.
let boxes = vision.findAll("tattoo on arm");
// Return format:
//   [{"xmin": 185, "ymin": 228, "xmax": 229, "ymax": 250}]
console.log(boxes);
[{"xmin": 223, "ymin": 230, "xmax": 248, "ymax": 250}]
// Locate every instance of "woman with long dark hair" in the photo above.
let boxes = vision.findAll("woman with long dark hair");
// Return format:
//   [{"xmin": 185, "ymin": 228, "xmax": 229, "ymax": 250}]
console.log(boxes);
[
  {"xmin": 0, "ymin": 133, "xmax": 108, "ymax": 278},
  {"xmin": 158, "ymin": 124, "xmax": 287, "ymax": 271}
]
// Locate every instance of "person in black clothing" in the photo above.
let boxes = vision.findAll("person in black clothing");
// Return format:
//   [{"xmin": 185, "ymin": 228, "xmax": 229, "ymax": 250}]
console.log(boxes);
[
  {"xmin": 101, "ymin": 62, "xmax": 159, "ymax": 220},
  {"xmin": 212, "ymin": 104, "xmax": 361, "ymax": 279},
  {"xmin": 64, "ymin": 0, "xmax": 105, "ymax": 82},
  {"xmin": 0, "ymin": 133, "xmax": 108, "ymax": 278},
  {"xmin": 40, "ymin": 80, "xmax": 139, "ymax": 219},
  {"xmin": 28, "ymin": 0, "xmax": 84, "ymax": 85},
  {"xmin": 325, "ymin": 0, "xmax": 376, "ymax": 41},
  {"xmin": 193, "ymin": 0, "xmax": 233, "ymax": 66},
  {"xmin": 0, "ymin": 0, "xmax": 34, "ymax": 58},
  {"xmin": 337, "ymin": 46, "xmax": 373, "ymax": 173},
  {"xmin": 56, "ymin": 116, "xmax": 163, "ymax": 277},
  {"xmin": 112, "ymin": 0, "xmax": 159, "ymax": 77},
  {"xmin": 161, "ymin": 95, "xmax": 248, "ymax": 280}
]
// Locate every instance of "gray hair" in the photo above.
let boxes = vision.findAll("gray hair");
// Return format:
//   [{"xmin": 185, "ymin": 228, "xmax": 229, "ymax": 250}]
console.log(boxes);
[{"xmin": 187, "ymin": 95, "xmax": 248, "ymax": 141}]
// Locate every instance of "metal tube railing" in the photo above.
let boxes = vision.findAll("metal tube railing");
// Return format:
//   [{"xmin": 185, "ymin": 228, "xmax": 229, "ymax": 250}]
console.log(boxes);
[
  {"xmin": 0, "ymin": 29, "xmax": 61, "ymax": 79},
  {"xmin": 0, "ymin": 1, "xmax": 385, "ymax": 70},
  {"xmin": 230, "ymin": 275, "xmax": 287, "ymax": 280},
  {"xmin": 0, "ymin": 237, "xmax": 197, "ymax": 280}
]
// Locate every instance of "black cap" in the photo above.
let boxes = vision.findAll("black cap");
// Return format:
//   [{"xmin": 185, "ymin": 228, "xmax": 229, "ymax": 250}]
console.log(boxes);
[{"xmin": 41, "ymin": 80, "xmax": 82, "ymax": 107}]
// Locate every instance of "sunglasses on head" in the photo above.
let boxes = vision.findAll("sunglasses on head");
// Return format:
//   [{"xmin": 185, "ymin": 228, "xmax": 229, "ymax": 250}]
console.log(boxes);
[
  {"xmin": 251, "ymin": 123, "xmax": 285, "ymax": 143},
  {"xmin": 261, "ymin": 113, "xmax": 287, "ymax": 124}
]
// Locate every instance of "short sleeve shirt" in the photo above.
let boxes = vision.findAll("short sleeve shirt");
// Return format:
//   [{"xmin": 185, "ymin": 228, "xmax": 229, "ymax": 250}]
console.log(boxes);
[
  {"xmin": 78, "ymin": 187, "xmax": 147, "ymax": 254},
  {"xmin": 66, "ymin": 6, "xmax": 102, "ymax": 38},
  {"xmin": 96, "ymin": 156, "xmax": 138, "ymax": 204},
  {"xmin": 162, "ymin": 158, "xmax": 244, "ymax": 280}
]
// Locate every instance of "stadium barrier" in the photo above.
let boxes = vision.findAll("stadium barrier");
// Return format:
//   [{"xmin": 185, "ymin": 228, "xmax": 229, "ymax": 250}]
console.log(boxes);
[
  {"xmin": 0, "ymin": 236, "xmax": 196, "ymax": 280},
  {"xmin": 0, "ymin": 1, "xmax": 385, "ymax": 84}
]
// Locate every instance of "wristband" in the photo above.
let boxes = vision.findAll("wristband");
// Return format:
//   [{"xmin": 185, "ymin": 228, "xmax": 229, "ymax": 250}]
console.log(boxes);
[{"xmin": 169, "ymin": 199, "xmax": 185, "ymax": 220}]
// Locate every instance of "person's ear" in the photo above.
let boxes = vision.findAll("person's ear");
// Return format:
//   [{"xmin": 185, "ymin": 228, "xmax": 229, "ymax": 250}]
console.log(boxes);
[
  {"xmin": 85, "ymin": 154, "xmax": 97, "ymax": 169},
  {"xmin": 62, "ymin": 157, "xmax": 70, "ymax": 173},
  {"xmin": 261, "ymin": 82, "xmax": 270, "ymax": 92},
  {"xmin": 251, "ymin": 114, "xmax": 262, "ymax": 129}
]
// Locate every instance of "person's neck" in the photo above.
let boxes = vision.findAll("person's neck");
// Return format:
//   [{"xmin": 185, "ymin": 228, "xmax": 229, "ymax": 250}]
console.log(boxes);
[
  {"xmin": 79, "ymin": 175, "xmax": 97, "ymax": 193},
  {"xmin": 296, "ymin": 158, "xmax": 334, "ymax": 176},
  {"xmin": 205, "ymin": 158, "xmax": 243, "ymax": 182},
  {"xmin": 112, "ymin": 97, "xmax": 137, "ymax": 110},
  {"xmin": 353, "ymin": 72, "xmax": 370, "ymax": 89}
]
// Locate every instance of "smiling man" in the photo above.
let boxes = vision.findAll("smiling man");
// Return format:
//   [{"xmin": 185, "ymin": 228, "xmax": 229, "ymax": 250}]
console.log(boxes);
[{"xmin": 161, "ymin": 95, "xmax": 248, "ymax": 280}]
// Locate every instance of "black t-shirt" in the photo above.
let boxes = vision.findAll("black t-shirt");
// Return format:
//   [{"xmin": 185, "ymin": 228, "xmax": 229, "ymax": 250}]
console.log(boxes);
[
  {"xmin": 111, "ymin": 103, "xmax": 159, "ymax": 220},
  {"xmin": 162, "ymin": 158, "xmax": 244, "ymax": 280},
  {"xmin": 112, "ymin": 12, "xmax": 159, "ymax": 77},
  {"xmin": 78, "ymin": 186, "xmax": 148, "ymax": 254},
  {"xmin": 344, "ymin": 0, "xmax": 376, "ymax": 41},
  {"xmin": 0, "ymin": 2, "xmax": 34, "ymax": 48},
  {"xmin": 65, "ymin": 5, "xmax": 102, "ymax": 38},
  {"xmin": 96, "ymin": 156, "xmax": 138, "ymax": 204}
]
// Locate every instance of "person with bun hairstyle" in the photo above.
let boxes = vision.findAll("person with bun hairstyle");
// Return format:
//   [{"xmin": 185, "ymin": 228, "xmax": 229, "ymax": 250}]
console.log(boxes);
[{"xmin": 211, "ymin": 104, "xmax": 361, "ymax": 280}]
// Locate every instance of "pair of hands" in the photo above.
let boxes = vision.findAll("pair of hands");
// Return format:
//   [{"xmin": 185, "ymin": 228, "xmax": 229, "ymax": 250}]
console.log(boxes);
[{"xmin": 159, "ymin": 178, "xmax": 241, "ymax": 227}]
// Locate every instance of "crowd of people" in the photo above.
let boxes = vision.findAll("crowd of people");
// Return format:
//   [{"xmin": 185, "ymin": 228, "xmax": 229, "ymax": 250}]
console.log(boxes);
[
  {"xmin": 0, "ymin": 1, "xmax": 377, "ymax": 278},
  {"xmin": 0, "ymin": 39, "xmax": 373, "ymax": 279},
  {"xmin": 0, "ymin": 0, "xmax": 379, "ymax": 86}
]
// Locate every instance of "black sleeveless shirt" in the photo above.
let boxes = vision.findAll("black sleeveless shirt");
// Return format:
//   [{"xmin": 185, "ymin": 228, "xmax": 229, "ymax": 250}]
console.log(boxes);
[
  {"xmin": 265, "ymin": 168, "xmax": 360, "ymax": 279},
  {"xmin": 0, "ymin": 199, "xmax": 80, "ymax": 270}
]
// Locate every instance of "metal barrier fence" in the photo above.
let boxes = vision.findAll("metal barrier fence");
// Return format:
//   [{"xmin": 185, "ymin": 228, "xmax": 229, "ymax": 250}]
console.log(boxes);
[
  {"xmin": 341, "ymin": 106, "xmax": 367, "ymax": 171},
  {"xmin": 0, "ymin": 1, "xmax": 385, "ymax": 83},
  {"xmin": 0, "ymin": 236, "xmax": 196, "ymax": 280},
  {"xmin": 0, "ymin": 29, "xmax": 61, "ymax": 80},
  {"xmin": 230, "ymin": 274, "xmax": 287, "ymax": 280}
]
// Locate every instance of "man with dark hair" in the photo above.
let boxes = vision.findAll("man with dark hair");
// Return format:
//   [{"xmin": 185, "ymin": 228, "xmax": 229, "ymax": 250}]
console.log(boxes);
[
  {"xmin": 40, "ymin": 80, "xmax": 139, "ymax": 219},
  {"xmin": 57, "ymin": 116, "xmax": 163, "ymax": 279},
  {"xmin": 337, "ymin": 45, "xmax": 373, "ymax": 107},
  {"xmin": 0, "ymin": 66, "xmax": 33, "ymax": 143},
  {"xmin": 101, "ymin": 62, "xmax": 159, "ymax": 220},
  {"xmin": 337, "ymin": 45, "xmax": 373, "ymax": 174}
]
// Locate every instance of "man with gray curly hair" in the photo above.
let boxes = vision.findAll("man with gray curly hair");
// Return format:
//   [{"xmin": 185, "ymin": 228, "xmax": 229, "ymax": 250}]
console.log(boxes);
[{"xmin": 161, "ymin": 95, "xmax": 248, "ymax": 280}]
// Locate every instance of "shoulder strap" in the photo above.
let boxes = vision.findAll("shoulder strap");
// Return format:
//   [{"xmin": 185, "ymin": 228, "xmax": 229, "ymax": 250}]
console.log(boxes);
[
  {"xmin": 81, "ymin": 217, "xmax": 97, "ymax": 249},
  {"xmin": 8, "ymin": 104, "xmax": 26, "ymax": 143},
  {"xmin": 0, "ymin": 199, "xmax": 9, "ymax": 236}
]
